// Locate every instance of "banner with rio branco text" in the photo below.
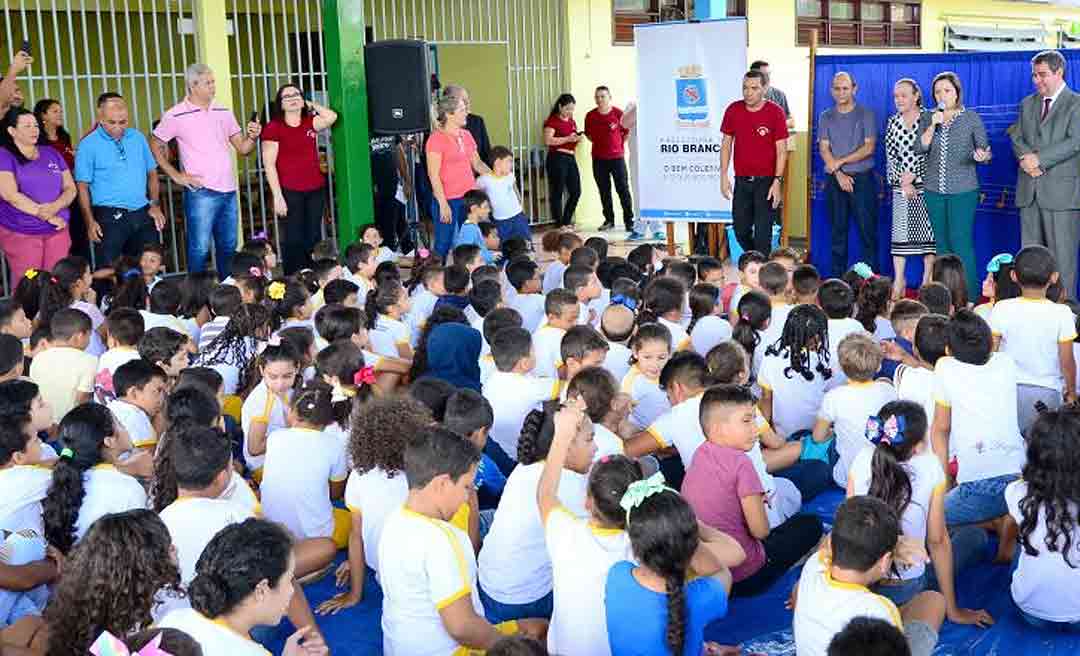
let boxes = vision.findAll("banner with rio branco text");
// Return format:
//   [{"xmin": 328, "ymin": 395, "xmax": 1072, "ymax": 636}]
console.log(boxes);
[{"xmin": 634, "ymin": 19, "xmax": 746, "ymax": 222}]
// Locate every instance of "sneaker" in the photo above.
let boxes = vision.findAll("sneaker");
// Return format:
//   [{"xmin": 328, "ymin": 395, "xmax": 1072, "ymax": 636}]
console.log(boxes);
[
  {"xmin": 652, "ymin": 231, "xmax": 666, "ymax": 241},
  {"xmin": 598, "ymin": 222, "xmax": 615, "ymax": 231},
  {"xmin": 626, "ymin": 231, "xmax": 646, "ymax": 241}
]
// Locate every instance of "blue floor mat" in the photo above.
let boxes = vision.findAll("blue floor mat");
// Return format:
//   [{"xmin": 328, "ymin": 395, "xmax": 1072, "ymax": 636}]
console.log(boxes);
[{"xmin": 260, "ymin": 487, "xmax": 1080, "ymax": 655}]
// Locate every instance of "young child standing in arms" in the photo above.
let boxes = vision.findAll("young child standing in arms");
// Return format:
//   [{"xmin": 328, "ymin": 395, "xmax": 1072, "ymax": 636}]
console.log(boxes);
[
  {"xmin": 477, "ymin": 145, "xmax": 532, "ymax": 243},
  {"xmin": 989, "ymin": 245, "xmax": 1077, "ymax": 435},
  {"xmin": 683, "ymin": 384, "xmax": 823, "ymax": 597}
]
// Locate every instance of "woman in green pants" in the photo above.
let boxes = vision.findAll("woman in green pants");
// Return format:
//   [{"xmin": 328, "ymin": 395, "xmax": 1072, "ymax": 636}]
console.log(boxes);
[{"xmin": 918, "ymin": 71, "xmax": 991, "ymax": 301}]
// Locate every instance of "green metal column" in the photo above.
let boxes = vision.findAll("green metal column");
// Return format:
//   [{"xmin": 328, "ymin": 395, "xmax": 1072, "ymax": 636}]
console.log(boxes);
[{"xmin": 324, "ymin": 0, "xmax": 374, "ymax": 252}]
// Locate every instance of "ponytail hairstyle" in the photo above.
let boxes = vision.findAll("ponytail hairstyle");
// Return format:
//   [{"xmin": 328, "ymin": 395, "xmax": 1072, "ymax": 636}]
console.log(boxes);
[
  {"xmin": 290, "ymin": 382, "xmax": 335, "ymax": 429},
  {"xmin": 316, "ymin": 340, "xmax": 375, "ymax": 427},
  {"xmin": 39, "ymin": 256, "xmax": 89, "ymax": 328},
  {"xmin": 198, "ymin": 303, "xmax": 271, "ymax": 393},
  {"xmin": 409, "ymin": 305, "xmax": 468, "ymax": 381},
  {"xmin": 705, "ymin": 340, "xmax": 750, "ymax": 385},
  {"xmin": 624, "ymin": 486, "xmax": 699, "ymax": 656},
  {"xmin": 588, "ymin": 455, "xmax": 643, "ymax": 526},
  {"xmin": 855, "ymin": 276, "xmax": 893, "ymax": 332},
  {"xmin": 294, "ymin": 268, "xmax": 321, "ymax": 295},
  {"xmin": 637, "ymin": 276, "xmax": 685, "ymax": 326},
  {"xmin": 152, "ymin": 384, "xmax": 221, "ymax": 512},
  {"xmin": 764, "ymin": 304, "xmax": 833, "ymax": 382},
  {"xmin": 732, "ymin": 290, "xmax": 771, "ymax": 362},
  {"xmin": 42, "ymin": 509, "xmax": 181, "ymax": 656},
  {"xmin": 1018, "ymin": 406, "xmax": 1080, "ymax": 567},
  {"xmin": 629, "ymin": 322, "xmax": 672, "ymax": 365},
  {"xmin": 517, "ymin": 400, "xmax": 561, "ymax": 465},
  {"xmin": 43, "ymin": 403, "xmax": 119, "ymax": 554},
  {"xmin": 365, "ymin": 279, "xmax": 406, "ymax": 329},
  {"xmin": 265, "ymin": 278, "xmax": 310, "ymax": 332},
  {"xmin": 13, "ymin": 267, "xmax": 47, "ymax": 323},
  {"xmin": 108, "ymin": 256, "xmax": 149, "ymax": 312},
  {"xmin": 866, "ymin": 400, "xmax": 927, "ymax": 521},
  {"xmin": 548, "ymin": 92, "xmax": 576, "ymax": 118},
  {"xmin": 241, "ymin": 341, "xmax": 301, "ymax": 399},
  {"xmin": 188, "ymin": 518, "xmax": 293, "ymax": 621},
  {"xmin": 405, "ymin": 253, "xmax": 444, "ymax": 294},
  {"xmin": 687, "ymin": 283, "xmax": 720, "ymax": 334},
  {"xmin": 433, "ymin": 92, "xmax": 464, "ymax": 128}
]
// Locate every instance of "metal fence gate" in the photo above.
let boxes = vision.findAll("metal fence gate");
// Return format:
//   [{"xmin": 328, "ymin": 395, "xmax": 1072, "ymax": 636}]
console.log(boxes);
[{"xmin": 1, "ymin": 0, "xmax": 198, "ymax": 292}]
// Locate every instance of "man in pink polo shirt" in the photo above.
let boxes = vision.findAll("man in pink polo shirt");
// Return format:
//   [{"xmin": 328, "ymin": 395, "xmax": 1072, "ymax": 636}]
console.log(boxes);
[{"xmin": 151, "ymin": 62, "xmax": 261, "ymax": 278}]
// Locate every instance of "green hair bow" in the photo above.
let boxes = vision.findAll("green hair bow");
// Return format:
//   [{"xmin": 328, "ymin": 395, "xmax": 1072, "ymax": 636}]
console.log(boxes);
[{"xmin": 619, "ymin": 471, "xmax": 677, "ymax": 525}]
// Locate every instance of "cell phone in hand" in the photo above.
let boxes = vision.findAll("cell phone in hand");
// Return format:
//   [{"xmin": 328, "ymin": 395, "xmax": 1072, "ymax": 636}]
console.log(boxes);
[
  {"xmin": 20, "ymin": 39, "xmax": 30, "ymax": 56},
  {"xmin": 249, "ymin": 111, "xmax": 259, "ymax": 124}
]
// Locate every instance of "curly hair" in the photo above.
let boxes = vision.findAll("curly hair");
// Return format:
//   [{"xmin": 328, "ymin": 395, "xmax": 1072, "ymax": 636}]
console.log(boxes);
[
  {"xmin": 43, "ymin": 403, "xmax": 117, "ymax": 554},
  {"xmin": 189, "ymin": 519, "xmax": 292, "ymax": 620},
  {"xmin": 348, "ymin": 395, "xmax": 433, "ymax": 478},
  {"xmin": 764, "ymin": 304, "xmax": 833, "ymax": 382},
  {"xmin": 43, "ymin": 509, "xmax": 182, "ymax": 656},
  {"xmin": 409, "ymin": 305, "xmax": 468, "ymax": 381},
  {"xmin": 197, "ymin": 303, "xmax": 271, "ymax": 393},
  {"xmin": 855, "ymin": 277, "xmax": 892, "ymax": 332},
  {"xmin": 1019, "ymin": 406, "xmax": 1080, "ymax": 567}
]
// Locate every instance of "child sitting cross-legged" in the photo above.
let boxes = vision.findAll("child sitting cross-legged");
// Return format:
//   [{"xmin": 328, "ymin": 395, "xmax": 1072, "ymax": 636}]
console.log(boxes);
[
  {"xmin": 848, "ymin": 400, "xmax": 992, "ymax": 626},
  {"xmin": 683, "ymin": 384, "xmax": 823, "ymax": 597},
  {"xmin": 378, "ymin": 427, "xmax": 547, "ymax": 654},
  {"xmin": 792, "ymin": 496, "xmax": 946, "ymax": 656}
]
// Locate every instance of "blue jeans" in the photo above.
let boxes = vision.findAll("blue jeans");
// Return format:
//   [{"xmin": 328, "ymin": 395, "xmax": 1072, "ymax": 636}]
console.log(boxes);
[
  {"xmin": 432, "ymin": 197, "xmax": 466, "ymax": 259},
  {"xmin": 945, "ymin": 473, "xmax": 1015, "ymax": 526},
  {"xmin": 827, "ymin": 170, "xmax": 879, "ymax": 276},
  {"xmin": 478, "ymin": 585, "xmax": 553, "ymax": 623},
  {"xmin": 184, "ymin": 188, "xmax": 238, "ymax": 278},
  {"xmin": 494, "ymin": 212, "xmax": 533, "ymax": 244},
  {"xmin": 872, "ymin": 524, "xmax": 988, "ymax": 606}
]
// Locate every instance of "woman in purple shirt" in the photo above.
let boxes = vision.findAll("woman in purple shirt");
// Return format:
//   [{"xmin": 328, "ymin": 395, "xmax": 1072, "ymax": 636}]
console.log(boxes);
[{"xmin": 0, "ymin": 107, "xmax": 77, "ymax": 280}]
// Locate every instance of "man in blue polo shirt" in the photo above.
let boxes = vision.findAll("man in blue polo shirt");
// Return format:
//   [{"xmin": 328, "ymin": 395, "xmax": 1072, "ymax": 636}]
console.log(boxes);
[{"xmin": 74, "ymin": 95, "xmax": 165, "ymax": 265}]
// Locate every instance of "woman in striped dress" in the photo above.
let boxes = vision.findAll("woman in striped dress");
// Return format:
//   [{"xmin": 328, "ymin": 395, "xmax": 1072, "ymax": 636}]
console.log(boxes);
[{"xmin": 885, "ymin": 78, "xmax": 936, "ymax": 300}]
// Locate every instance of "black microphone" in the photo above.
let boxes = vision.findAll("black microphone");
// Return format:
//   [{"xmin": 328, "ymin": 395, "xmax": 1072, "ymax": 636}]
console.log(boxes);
[{"xmin": 933, "ymin": 101, "xmax": 946, "ymax": 129}]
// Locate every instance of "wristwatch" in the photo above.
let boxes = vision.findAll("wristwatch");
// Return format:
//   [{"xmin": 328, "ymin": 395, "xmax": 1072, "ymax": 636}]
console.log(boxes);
[{"xmin": 775, "ymin": 176, "xmax": 784, "ymax": 183}]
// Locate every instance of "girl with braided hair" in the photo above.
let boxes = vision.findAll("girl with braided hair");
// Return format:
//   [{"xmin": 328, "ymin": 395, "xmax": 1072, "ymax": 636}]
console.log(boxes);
[
  {"xmin": 759, "ymin": 304, "xmax": 833, "ymax": 439},
  {"xmin": 194, "ymin": 302, "xmax": 270, "ymax": 395}
]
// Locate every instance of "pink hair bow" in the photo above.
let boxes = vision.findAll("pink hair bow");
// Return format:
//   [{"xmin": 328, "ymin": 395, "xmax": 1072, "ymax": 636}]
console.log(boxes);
[
  {"xmin": 90, "ymin": 631, "xmax": 173, "ymax": 656},
  {"xmin": 418, "ymin": 247, "xmax": 430, "ymax": 259},
  {"xmin": 354, "ymin": 366, "xmax": 377, "ymax": 386}
]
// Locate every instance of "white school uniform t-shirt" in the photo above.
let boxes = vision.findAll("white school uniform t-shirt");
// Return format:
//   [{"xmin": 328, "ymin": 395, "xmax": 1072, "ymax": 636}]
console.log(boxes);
[
  {"xmin": 593, "ymin": 423, "xmax": 625, "ymax": 460},
  {"xmin": 531, "ymin": 325, "xmax": 566, "ymax": 378},
  {"xmin": 760, "ymin": 303, "xmax": 794, "ymax": 350},
  {"xmin": 478, "ymin": 462, "xmax": 589, "ymax": 604},
  {"xmin": 757, "ymin": 351, "xmax": 830, "ymax": 439},
  {"xmin": 379, "ymin": 508, "xmax": 482, "ymax": 656},
  {"xmin": 240, "ymin": 383, "xmax": 292, "ymax": 472},
  {"xmin": 542, "ymin": 261, "xmax": 567, "ymax": 295},
  {"xmin": 344, "ymin": 467, "xmax": 408, "ymax": 577},
  {"xmin": 483, "ymin": 371, "xmax": 560, "ymax": 459},
  {"xmin": 76, "ymin": 465, "xmax": 148, "ymax": 543},
  {"xmin": 220, "ymin": 471, "xmax": 260, "ymax": 516},
  {"xmin": 647, "ymin": 394, "xmax": 706, "ymax": 469},
  {"xmin": 507, "ymin": 293, "xmax": 546, "ymax": 333},
  {"xmin": 603, "ymin": 341, "xmax": 633, "ymax": 384},
  {"xmin": 793, "ymin": 551, "xmax": 903, "ymax": 656},
  {"xmin": 622, "ymin": 366, "xmax": 671, "ymax": 431},
  {"xmin": 894, "ymin": 364, "xmax": 936, "ymax": 428},
  {"xmin": 140, "ymin": 310, "xmax": 190, "ymax": 336},
  {"xmin": 406, "ymin": 286, "xmax": 439, "ymax": 344},
  {"xmin": 991, "ymin": 297, "xmax": 1077, "ymax": 391},
  {"xmin": 158, "ymin": 607, "xmax": 270, "ymax": 656},
  {"xmin": 107, "ymin": 399, "xmax": 156, "ymax": 449},
  {"xmin": 1006, "ymin": 479, "xmax": 1080, "ymax": 622},
  {"xmin": 94, "ymin": 348, "xmax": 141, "ymax": 403},
  {"xmin": 476, "ymin": 173, "xmax": 523, "ymax": 220},
  {"xmin": 479, "ymin": 354, "xmax": 497, "ymax": 387},
  {"xmin": 375, "ymin": 246, "xmax": 396, "ymax": 264},
  {"xmin": 370, "ymin": 314, "xmax": 412, "ymax": 358},
  {"xmin": 933, "ymin": 354, "xmax": 1025, "ymax": 484},
  {"xmin": 658, "ymin": 317, "xmax": 691, "ymax": 352},
  {"xmin": 691, "ymin": 315, "xmax": 733, "ymax": 357},
  {"xmin": 160, "ymin": 496, "xmax": 253, "ymax": 584},
  {"xmin": 849, "ymin": 447, "xmax": 945, "ymax": 581},
  {"xmin": 544, "ymin": 507, "xmax": 633, "ymax": 656},
  {"xmin": 587, "ymin": 289, "xmax": 611, "ymax": 329},
  {"xmin": 874, "ymin": 316, "xmax": 896, "ymax": 341},
  {"xmin": 261, "ymin": 427, "xmax": 348, "ymax": 541},
  {"xmin": 0, "ymin": 465, "xmax": 51, "ymax": 535},
  {"xmin": 826, "ymin": 318, "xmax": 867, "ymax": 390},
  {"xmin": 820, "ymin": 381, "xmax": 898, "ymax": 487}
]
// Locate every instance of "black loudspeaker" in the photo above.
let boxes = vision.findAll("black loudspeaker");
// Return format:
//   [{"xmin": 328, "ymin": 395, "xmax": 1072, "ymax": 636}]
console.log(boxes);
[{"xmin": 365, "ymin": 39, "xmax": 431, "ymax": 135}]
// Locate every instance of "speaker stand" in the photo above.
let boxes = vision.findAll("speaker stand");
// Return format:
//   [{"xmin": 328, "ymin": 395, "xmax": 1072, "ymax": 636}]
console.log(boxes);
[{"xmin": 403, "ymin": 134, "xmax": 428, "ymax": 256}]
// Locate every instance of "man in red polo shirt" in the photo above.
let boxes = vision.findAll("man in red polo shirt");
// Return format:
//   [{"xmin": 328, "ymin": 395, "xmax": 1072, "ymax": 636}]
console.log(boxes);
[
  {"xmin": 584, "ymin": 86, "xmax": 634, "ymax": 233},
  {"xmin": 720, "ymin": 70, "xmax": 789, "ymax": 255}
]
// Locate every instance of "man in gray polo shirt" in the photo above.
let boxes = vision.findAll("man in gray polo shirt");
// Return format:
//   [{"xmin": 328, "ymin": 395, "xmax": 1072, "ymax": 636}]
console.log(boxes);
[{"xmin": 819, "ymin": 72, "xmax": 878, "ymax": 276}]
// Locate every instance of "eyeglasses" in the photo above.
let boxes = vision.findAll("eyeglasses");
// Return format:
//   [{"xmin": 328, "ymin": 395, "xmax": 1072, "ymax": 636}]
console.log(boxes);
[
  {"xmin": 113, "ymin": 138, "xmax": 126, "ymax": 161},
  {"xmin": 281, "ymin": 93, "xmax": 304, "ymax": 100}
]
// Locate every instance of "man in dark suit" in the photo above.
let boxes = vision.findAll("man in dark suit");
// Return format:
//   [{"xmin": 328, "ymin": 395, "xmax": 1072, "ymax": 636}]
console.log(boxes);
[
  {"xmin": 1008, "ymin": 50, "xmax": 1080, "ymax": 298},
  {"xmin": 444, "ymin": 84, "xmax": 491, "ymax": 167}
]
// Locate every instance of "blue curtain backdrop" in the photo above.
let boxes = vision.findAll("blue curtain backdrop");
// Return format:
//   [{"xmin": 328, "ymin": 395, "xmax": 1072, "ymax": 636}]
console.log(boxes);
[{"xmin": 809, "ymin": 50, "xmax": 1080, "ymax": 292}]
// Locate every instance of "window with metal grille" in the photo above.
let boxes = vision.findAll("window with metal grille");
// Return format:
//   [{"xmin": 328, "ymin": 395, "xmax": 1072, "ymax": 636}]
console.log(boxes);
[
  {"xmin": 612, "ymin": 0, "xmax": 745, "ymax": 46},
  {"xmin": 797, "ymin": 1, "xmax": 921, "ymax": 48}
]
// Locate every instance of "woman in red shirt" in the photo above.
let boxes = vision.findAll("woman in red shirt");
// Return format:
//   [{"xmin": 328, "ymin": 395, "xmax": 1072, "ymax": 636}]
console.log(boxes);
[
  {"xmin": 261, "ymin": 83, "xmax": 338, "ymax": 274},
  {"xmin": 543, "ymin": 94, "xmax": 582, "ymax": 227},
  {"xmin": 426, "ymin": 92, "xmax": 491, "ymax": 258}
]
